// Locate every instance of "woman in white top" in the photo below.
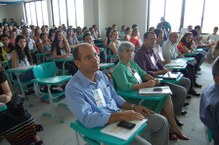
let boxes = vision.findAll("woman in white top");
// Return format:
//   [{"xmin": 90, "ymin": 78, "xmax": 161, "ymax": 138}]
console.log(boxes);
[
  {"xmin": 109, "ymin": 30, "xmax": 121, "ymax": 55},
  {"xmin": 51, "ymin": 30, "xmax": 77, "ymax": 75},
  {"xmin": 11, "ymin": 35, "xmax": 34, "ymax": 82}
]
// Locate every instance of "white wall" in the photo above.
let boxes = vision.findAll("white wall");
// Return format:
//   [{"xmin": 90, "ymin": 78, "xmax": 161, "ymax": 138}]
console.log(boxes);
[
  {"xmin": 108, "ymin": 0, "xmax": 123, "ymax": 28},
  {"xmin": 84, "ymin": 0, "xmax": 148, "ymax": 38},
  {"xmin": 0, "ymin": 3, "xmax": 24, "ymax": 26},
  {"xmin": 117, "ymin": 0, "xmax": 147, "ymax": 38},
  {"xmin": 98, "ymin": 0, "xmax": 109, "ymax": 38},
  {"xmin": 0, "ymin": 6, "xmax": 8, "ymax": 22},
  {"xmin": 84, "ymin": 0, "xmax": 98, "ymax": 28},
  {"xmin": 7, "ymin": 3, "xmax": 25, "ymax": 25}
]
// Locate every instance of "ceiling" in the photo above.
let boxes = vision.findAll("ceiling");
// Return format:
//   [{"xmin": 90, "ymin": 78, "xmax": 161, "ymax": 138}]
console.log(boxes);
[{"xmin": 0, "ymin": 0, "xmax": 35, "ymax": 4}]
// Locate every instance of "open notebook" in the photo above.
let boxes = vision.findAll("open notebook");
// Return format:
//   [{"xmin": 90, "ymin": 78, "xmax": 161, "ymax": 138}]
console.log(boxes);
[
  {"xmin": 162, "ymin": 72, "xmax": 182, "ymax": 80},
  {"xmin": 139, "ymin": 86, "xmax": 172, "ymax": 95},
  {"xmin": 100, "ymin": 119, "xmax": 147, "ymax": 140},
  {"xmin": 164, "ymin": 59, "xmax": 187, "ymax": 68}
]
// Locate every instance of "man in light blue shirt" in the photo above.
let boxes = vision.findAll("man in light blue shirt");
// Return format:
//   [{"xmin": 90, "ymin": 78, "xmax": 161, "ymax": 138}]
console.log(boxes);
[
  {"xmin": 65, "ymin": 43, "xmax": 169, "ymax": 145},
  {"xmin": 200, "ymin": 56, "xmax": 219, "ymax": 145}
]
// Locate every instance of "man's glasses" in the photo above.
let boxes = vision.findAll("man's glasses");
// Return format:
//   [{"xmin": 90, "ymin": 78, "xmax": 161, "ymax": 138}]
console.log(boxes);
[{"xmin": 146, "ymin": 38, "xmax": 157, "ymax": 42}]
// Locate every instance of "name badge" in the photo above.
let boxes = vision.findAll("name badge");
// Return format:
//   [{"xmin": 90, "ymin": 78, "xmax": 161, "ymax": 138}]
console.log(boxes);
[
  {"xmin": 134, "ymin": 72, "xmax": 143, "ymax": 84},
  {"xmin": 92, "ymin": 88, "xmax": 106, "ymax": 109}
]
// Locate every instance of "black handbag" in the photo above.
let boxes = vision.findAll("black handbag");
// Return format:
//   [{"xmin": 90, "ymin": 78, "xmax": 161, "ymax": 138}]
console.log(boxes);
[{"xmin": 0, "ymin": 94, "xmax": 27, "ymax": 120}]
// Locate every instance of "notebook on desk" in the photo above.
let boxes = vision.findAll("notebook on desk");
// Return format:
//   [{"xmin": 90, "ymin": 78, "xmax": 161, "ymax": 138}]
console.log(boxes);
[
  {"xmin": 100, "ymin": 119, "xmax": 147, "ymax": 140},
  {"xmin": 162, "ymin": 72, "xmax": 182, "ymax": 80},
  {"xmin": 164, "ymin": 60, "xmax": 186, "ymax": 67},
  {"xmin": 139, "ymin": 86, "xmax": 172, "ymax": 95}
]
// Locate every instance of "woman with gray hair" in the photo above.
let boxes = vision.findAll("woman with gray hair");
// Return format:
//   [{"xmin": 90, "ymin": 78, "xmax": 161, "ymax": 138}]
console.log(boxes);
[{"xmin": 112, "ymin": 41, "xmax": 189, "ymax": 141}]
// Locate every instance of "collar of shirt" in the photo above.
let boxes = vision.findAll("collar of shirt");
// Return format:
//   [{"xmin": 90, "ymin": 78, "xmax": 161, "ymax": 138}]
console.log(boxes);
[{"xmin": 75, "ymin": 70, "xmax": 102, "ymax": 88}]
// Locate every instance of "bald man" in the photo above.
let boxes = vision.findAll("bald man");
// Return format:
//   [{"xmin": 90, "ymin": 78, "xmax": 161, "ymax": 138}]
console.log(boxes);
[{"xmin": 65, "ymin": 43, "xmax": 169, "ymax": 145}]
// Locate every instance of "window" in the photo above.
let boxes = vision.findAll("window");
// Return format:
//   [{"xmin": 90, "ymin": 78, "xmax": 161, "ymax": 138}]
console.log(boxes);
[
  {"xmin": 165, "ymin": 0, "xmax": 182, "ymax": 32},
  {"xmin": 59, "ymin": 0, "xmax": 67, "ymax": 26},
  {"xmin": 51, "ymin": 0, "xmax": 84, "ymax": 27},
  {"xmin": 52, "ymin": 0, "xmax": 60, "ymax": 27},
  {"xmin": 25, "ymin": 0, "xmax": 48, "ymax": 26},
  {"xmin": 75, "ymin": 0, "xmax": 84, "ymax": 27},
  {"xmin": 35, "ymin": 1, "xmax": 43, "ymax": 26},
  {"xmin": 149, "ymin": 0, "xmax": 182, "ymax": 32},
  {"xmin": 149, "ymin": 0, "xmax": 165, "ymax": 29},
  {"xmin": 42, "ymin": 1, "xmax": 49, "ymax": 26},
  {"xmin": 183, "ymin": 0, "xmax": 204, "ymax": 30},
  {"xmin": 148, "ymin": 0, "xmax": 216, "ymax": 33},
  {"xmin": 30, "ymin": 2, "xmax": 37, "ymax": 25},
  {"xmin": 67, "ymin": 0, "xmax": 76, "ymax": 27},
  {"xmin": 202, "ymin": 0, "xmax": 219, "ymax": 33}
]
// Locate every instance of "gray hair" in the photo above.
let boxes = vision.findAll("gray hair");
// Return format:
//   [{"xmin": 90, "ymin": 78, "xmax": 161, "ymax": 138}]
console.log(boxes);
[
  {"xmin": 212, "ymin": 56, "xmax": 219, "ymax": 77},
  {"xmin": 118, "ymin": 41, "xmax": 135, "ymax": 55}
]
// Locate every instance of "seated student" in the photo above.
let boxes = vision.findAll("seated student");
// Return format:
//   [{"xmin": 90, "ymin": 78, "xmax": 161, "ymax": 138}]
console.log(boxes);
[
  {"xmin": 177, "ymin": 32, "xmax": 205, "ymax": 72},
  {"xmin": 196, "ymin": 35, "xmax": 214, "ymax": 63},
  {"xmin": 48, "ymin": 28, "xmax": 56, "ymax": 45},
  {"xmin": 39, "ymin": 33, "xmax": 51, "ymax": 53},
  {"xmin": 51, "ymin": 30, "xmax": 77, "ymax": 75},
  {"xmin": 162, "ymin": 32, "xmax": 201, "ymax": 96},
  {"xmin": 92, "ymin": 24, "xmax": 101, "ymax": 39},
  {"xmin": 76, "ymin": 26, "xmax": 83, "ymax": 41},
  {"xmin": 134, "ymin": 32, "xmax": 191, "ymax": 117},
  {"xmin": 153, "ymin": 29, "xmax": 170, "ymax": 65},
  {"xmin": 0, "ymin": 70, "xmax": 44, "ymax": 145},
  {"xmin": 120, "ymin": 25, "xmax": 126, "ymax": 39},
  {"xmin": 9, "ymin": 29, "xmax": 17, "ymax": 47},
  {"xmin": 83, "ymin": 32, "xmax": 106, "ymax": 63},
  {"xmin": 187, "ymin": 25, "xmax": 193, "ymax": 32},
  {"xmin": 22, "ymin": 27, "xmax": 37, "ymax": 64},
  {"xmin": 191, "ymin": 28, "xmax": 210, "ymax": 55},
  {"xmin": 107, "ymin": 30, "xmax": 121, "ymax": 63},
  {"xmin": 11, "ymin": 35, "xmax": 34, "ymax": 82},
  {"xmin": 112, "ymin": 24, "xmax": 118, "ymax": 31},
  {"xmin": 65, "ymin": 43, "xmax": 169, "ymax": 145},
  {"xmin": 33, "ymin": 27, "xmax": 42, "ymax": 48},
  {"xmin": 0, "ymin": 34, "xmax": 14, "ymax": 61},
  {"xmin": 66, "ymin": 28, "xmax": 79, "ymax": 50},
  {"xmin": 148, "ymin": 27, "xmax": 155, "ymax": 32},
  {"xmin": 123, "ymin": 27, "xmax": 131, "ymax": 41},
  {"xmin": 112, "ymin": 41, "xmax": 189, "ymax": 140},
  {"xmin": 103, "ymin": 27, "xmax": 112, "ymax": 47},
  {"xmin": 88, "ymin": 27, "xmax": 97, "ymax": 40},
  {"xmin": 109, "ymin": 30, "xmax": 121, "ymax": 55},
  {"xmin": 213, "ymin": 40, "xmax": 219, "ymax": 59},
  {"xmin": 200, "ymin": 56, "xmax": 219, "ymax": 145},
  {"xmin": 130, "ymin": 27, "xmax": 141, "ymax": 48},
  {"xmin": 38, "ymin": 33, "xmax": 52, "ymax": 62},
  {"xmin": 206, "ymin": 26, "xmax": 219, "ymax": 45}
]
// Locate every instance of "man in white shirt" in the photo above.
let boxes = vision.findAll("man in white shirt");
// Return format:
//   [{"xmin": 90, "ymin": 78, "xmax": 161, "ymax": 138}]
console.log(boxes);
[{"xmin": 206, "ymin": 26, "xmax": 219, "ymax": 45}]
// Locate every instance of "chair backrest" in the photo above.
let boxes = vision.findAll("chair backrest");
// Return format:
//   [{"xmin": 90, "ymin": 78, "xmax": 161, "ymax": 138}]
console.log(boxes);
[{"xmin": 33, "ymin": 61, "xmax": 56, "ymax": 79}]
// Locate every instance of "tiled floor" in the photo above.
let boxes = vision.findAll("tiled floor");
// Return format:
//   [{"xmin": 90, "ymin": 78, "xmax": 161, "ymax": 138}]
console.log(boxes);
[{"xmin": 1, "ymin": 62, "xmax": 214, "ymax": 145}]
